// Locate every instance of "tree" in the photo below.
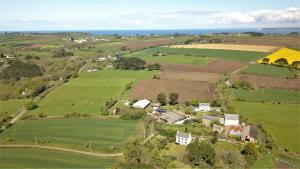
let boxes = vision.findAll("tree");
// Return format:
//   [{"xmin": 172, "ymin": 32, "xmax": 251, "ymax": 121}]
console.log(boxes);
[
  {"xmin": 0, "ymin": 51, "xmax": 5, "ymax": 58},
  {"xmin": 274, "ymin": 58, "xmax": 288, "ymax": 67},
  {"xmin": 113, "ymin": 57, "xmax": 146, "ymax": 70},
  {"xmin": 186, "ymin": 139, "xmax": 216, "ymax": 166},
  {"xmin": 25, "ymin": 101, "xmax": 38, "ymax": 110},
  {"xmin": 169, "ymin": 93, "xmax": 179, "ymax": 105},
  {"xmin": 291, "ymin": 61, "xmax": 300, "ymax": 69},
  {"xmin": 157, "ymin": 93, "xmax": 167, "ymax": 106},
  {"xmin": 241, "ymin": 142, "xmax": 259, "ymax": 165},
  {"xmin": 210, "ymin": 131, "xmax": 218, "ymax": 144}
]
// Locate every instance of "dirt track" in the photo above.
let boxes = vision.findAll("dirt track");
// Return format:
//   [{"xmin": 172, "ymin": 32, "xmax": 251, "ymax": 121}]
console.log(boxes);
[
  {"xmin": 129, "ymin": 79, "xmax": 214, "ymax": 103},
  {"xmin": 153, "ymin": 60, "xmax": 246, "ymax": 74},
  {"xmin": 170, "ymin": 44, "xmax": 278, "ymax": 52},
  {"xmin": 230, "ymin": 74, "xmax": 300, "ymax": 90},
  {"xmin": 0, "ymin": 144, "xmax": 123, "ymax": 157}
]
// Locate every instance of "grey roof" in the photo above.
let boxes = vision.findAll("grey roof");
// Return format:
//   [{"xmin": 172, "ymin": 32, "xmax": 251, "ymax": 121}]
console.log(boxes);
[
  {"xmin": 199, "ymin": 103, "xmax": 210, "ymax": 106},
  {"xmin": 160, "ymin": 111, "xmax": 186, "ymax": 123},
  {"xmin": 242, "ymin": 126, "xmax": 258, "ymax": 139},
  {"xmin": 176, "ymin": 130, "xmax": 190, "ymax": 139},
  {"xmin": 225, "ymin": 114, "xmax": 239, "ymax": 120},
  {"xmin": 203, "ymin": 115, "xmax": 220, "ymax": 121}
]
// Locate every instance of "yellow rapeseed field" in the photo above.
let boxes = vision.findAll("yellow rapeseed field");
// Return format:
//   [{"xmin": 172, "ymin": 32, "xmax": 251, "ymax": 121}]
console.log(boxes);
[{"xmin": 258, "ymin": 48, "xmax": 300, "ymax": 65}]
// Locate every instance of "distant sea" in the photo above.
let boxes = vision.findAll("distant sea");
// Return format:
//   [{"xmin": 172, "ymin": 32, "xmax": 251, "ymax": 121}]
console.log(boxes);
[{"xmin": 4, "ymin": 28, "xmax": 300, "ymax": 36}]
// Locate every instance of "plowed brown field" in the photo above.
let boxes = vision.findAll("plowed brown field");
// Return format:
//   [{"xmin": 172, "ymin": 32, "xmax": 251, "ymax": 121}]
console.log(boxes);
[
  {"xmin": 160, "ymin": 71, "xmax": 221, "ymax": 82},
  {"xmin": 230, "ymin": 74, "xmax": 300, "ymax": 90},
  {"xmin": 129, "ymin": 79, "xmax": 214, "ymax": 103}
]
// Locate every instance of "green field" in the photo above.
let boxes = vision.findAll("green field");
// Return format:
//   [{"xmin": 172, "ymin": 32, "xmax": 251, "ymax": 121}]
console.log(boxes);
[
  {"xmin": 0, "ymin": 148, "xmax": 116, "ymax": 169},
  {"xmin": 128, "ymin": 47, "xmax": 265, "ymax": 62},
  {"xmin": 229, "ymin": 88, "xmax": 300, "ymax": 104},
  {"xmin": 0, "ymin": 118, "xmax": 139, "ymax": 152},
  {"xmin": 128, "ymin": 52, "xmax": 215, "ymax": 66},
  {"xmin": 234, "ymin": 101, "xmax": 300, "ymax": 153},
  {"xmin": 241, "ymin": 64, "xmax": 295, "ymax": 78},
  {"xmin": 0, "ymin": 99, "xmax": 28, "ymax": 115},
  {"xmin": 30, "ymin": 70, "xmax": 155, "ymax": 115}
]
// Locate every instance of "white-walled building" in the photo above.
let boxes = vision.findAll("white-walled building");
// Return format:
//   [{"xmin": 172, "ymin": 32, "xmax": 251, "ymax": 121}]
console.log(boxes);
[
  {"xmin": 199, "ymin": 103, "xmax": 211, "ymax": 112},
  {"xmin": 176, "ymin": 130, "xmax": 192, "ymax": 145},
  {"xmin": 224, "ymin": 114, "xmax": 239, "ymax": 126}
]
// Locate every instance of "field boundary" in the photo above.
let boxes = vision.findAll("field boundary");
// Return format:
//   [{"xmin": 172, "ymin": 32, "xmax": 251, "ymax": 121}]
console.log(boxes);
[{"xmin": 0, "ymin": 144, "xmax": 123, "ymax": 157}]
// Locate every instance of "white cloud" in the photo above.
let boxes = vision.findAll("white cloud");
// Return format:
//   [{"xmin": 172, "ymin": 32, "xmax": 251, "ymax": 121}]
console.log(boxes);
[
  {"xmin": 0, "ymin": 8, "xmax": 299, "ymax": 30},
  {"xmin": 210, "ymin": 7, "xmax": 300, "ymax": 27}
]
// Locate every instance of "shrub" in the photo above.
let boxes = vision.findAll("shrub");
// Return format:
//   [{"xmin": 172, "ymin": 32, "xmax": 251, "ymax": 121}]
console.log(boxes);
[
  {"xmin": 157, "ymin": 93, "xmax": 167, "ymax": 106},
  {"xmin": 121, "ymin": 109, "xmax": 147, "ymax": 120},
  {"xmin": 169, "ymin": 93, "xmax": 179, "ymax": 105},
  {"xmin": 113, "ymin": 57, "xmax": 146, "ymax": 70},
  {"xmin": 25, "ymin": 101, "xmax": 38, "ymax": 110}
]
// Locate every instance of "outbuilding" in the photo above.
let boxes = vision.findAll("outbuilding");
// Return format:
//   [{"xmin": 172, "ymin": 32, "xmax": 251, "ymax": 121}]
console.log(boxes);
[
  {"xmin": 132, "ymin": 99, "xmax": 151, "ymax": 109},
  {"xmin": 241, "ymin": 126, "xmax": 258, "ymax": 143}
]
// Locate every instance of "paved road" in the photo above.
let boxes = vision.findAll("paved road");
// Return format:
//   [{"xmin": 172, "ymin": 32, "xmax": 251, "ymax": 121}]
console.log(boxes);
[{"xmin": 0, "ymin": 144, "xmax": 123, "ymax": 157}]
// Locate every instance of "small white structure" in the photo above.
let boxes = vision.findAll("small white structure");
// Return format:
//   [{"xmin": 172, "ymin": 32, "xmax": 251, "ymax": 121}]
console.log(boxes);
[
  {"xmin": 224, "ymin": 114, "xmax": 239, "ymax": 126},
  {"xmin": 176, "ymin": 130, "xmax": 192, "ymax": 145},
  {"xmin": 132, "ymin": 99, "xmax": 150, "ymax": 109},
  {"xmin": 151, "ymin": 103, "xmax": 160, "ymax": 111},
  {"xmin": 199, "ymin": 103, "xmax": 211, "ymax": 112}
]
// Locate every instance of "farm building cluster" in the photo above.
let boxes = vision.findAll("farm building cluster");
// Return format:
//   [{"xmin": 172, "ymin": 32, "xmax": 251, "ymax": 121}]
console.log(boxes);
[{"xmin": 126, "ymin": 98, "xmax": 258, "ymax": 145}]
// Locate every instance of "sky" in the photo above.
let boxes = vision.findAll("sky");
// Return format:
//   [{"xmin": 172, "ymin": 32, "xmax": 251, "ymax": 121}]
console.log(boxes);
[{"xmin": 0, "ymin": 0, "xmax": 300, "ymax": 30}]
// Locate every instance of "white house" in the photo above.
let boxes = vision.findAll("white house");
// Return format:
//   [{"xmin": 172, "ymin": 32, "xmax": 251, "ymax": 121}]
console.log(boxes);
[
  {"xmin": 198, "ymin": 103, "xmax": 211, "ymax": 112},
  {"xmin": 224, "ymin": 114, "xmax": 239, "ymax": 126},
  {"xmin": 132, "ymin": 99, "xmax": 150, "ymax": 109},
  {"xmin": 176, "ymin": 130, "xmax": 192, "ymax": 145}
]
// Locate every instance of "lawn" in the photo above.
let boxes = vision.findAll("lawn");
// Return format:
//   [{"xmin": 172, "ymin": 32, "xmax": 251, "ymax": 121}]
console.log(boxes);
[
  {"xmin": 0, "ymin": 118, "xmax": 139, "ymax": 152},
  {"xmin": 129, "ymin": 47, "xmax": 265, "ymax": 62},
  {"xmin": 233, "ymin": 101, "xmax": 300, "ymax": 153},
  {"xmin": 228, "ymin": 88, "xmax": 300, "ymax": 104},
  {"xmin": 0, "ymin": 99, "xmax": 28, "ymax": 115},
  {"xmin": 30, "ymin": 70, "xmax": 155, "ymax": 116},
  {"xmin": 0, "ymin": 148, "xmax": 116, "ymax": 169},
  {"xmin": 240, "ymin": 64, "xmax": 295, "ymax": 78}
]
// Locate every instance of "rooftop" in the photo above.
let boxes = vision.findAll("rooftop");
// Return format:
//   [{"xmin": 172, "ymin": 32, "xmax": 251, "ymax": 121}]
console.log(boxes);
[
  {"xmin": 225, "ymin": 114, "xmax": 239, "ymax": 120},
  {"xmin": 176, "ymin": 130, "xmax": 190, "ymax": 139},
  {"xmin": 160, "ymin": 111, "xmax": 186, "ymax": 123}
]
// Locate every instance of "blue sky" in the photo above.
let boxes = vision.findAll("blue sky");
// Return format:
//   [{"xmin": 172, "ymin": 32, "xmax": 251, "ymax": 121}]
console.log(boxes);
[{"xmin": 1, "ymin": 0, "xmax": 299, "ymax": 30}]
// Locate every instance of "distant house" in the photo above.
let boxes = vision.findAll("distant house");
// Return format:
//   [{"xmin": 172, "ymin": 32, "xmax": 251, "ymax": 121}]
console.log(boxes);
[
  {"xmin": 241, "ymin": 126, "xmax": 258, "ymax": 143},
  {"xmin": 202, "ymin": 115, "xmax": 224, "ymax": 126},
  {"xmin": 176, "ymin": 130, "xmax": 192, "ymax": 145},
  {"xmin": 228, "ymin": 126, "xmax": 243, "ymax": 138},
  {"xmin": 132, "ymin": 99, "xmax": 151, "ymax": 109},
  {"xmin": 213, "ymin": 124, "xmax": 224, "ymax": 134},
  {"xmin": 225, "ymin": 80, "xmax": 232, "ymax": 87},
  {"xmin": 160, "ymin": 111, "xmax": 186, "ymax": 124},
  {"xmin": 199, "ymin": 103, "xmax": 211, "ymax": 112},
  {"xmin": 224, "ymin": 114, "xmax": 239, "ymax": 126}
]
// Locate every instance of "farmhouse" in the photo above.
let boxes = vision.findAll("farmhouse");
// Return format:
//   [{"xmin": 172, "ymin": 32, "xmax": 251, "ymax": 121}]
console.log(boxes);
[
  {"xmin": 202, "ymin": 115, "xmax": 224, "ymax": 126},
  {"xmin": 132, "ymin": 99, "xmax": 151, "ymax": 109},
  {"xmin": 198, "ymin": 103, "xmax": 211, "ymax": 112},
  {"xmin": 224, "ymin": 114, "xmax": 239, "ymax": 126},
  {"xmin": 241, "ymin": 126, "xmax": 258, "ymax": 143},
  {"xmin": 176, "ymin": 130, "xmax": 192, "ymax": 145},
  {"xmin": 160, "ymin": 111, "xmax": 186, "ymax": 124},
  {"xmin": 228, "ymin": 126, "xmax": 243, "ymax": 138}
]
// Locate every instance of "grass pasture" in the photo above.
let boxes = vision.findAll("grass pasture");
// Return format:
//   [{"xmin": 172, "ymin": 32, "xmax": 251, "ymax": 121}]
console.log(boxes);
[
  {"xmin": 129, "ymin": 47, "xmax": 265, "ymax": 62},
  {"xmin": 0, "ymin": 99, "xmax": 28, "ymax": 115},
  {"xmin": 234, "ymin": 101, "xmax": 300, "ymax": 153},
  {"xmin": 0, "ymin": 148, "xmax": 116, "ymax": 169},
  {"xmin": 229, "ymin": 88, "xmax": 300, "ymax": 104},
  {"xmin": 30, "ymin": 70, "xmax": 155, "ymax": 116},
  {"xmin": 240, "ymin": 64, "xmax": 295, "ymax": 78},
  {"xmin": 0, "ymin": 118, "xmax": 139, "ymax": 152}
]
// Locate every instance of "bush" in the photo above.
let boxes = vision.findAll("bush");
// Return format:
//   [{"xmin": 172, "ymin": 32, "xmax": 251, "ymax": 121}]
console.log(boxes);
[
  {"xmin": 157, "ymin": 93, "xmax": 167, "ymax": 106},
  {"xmin": 169, "ymin": 93, "xmax": 179, "ymax": 105},
  {"xmin": 25, "ymin": 101, "xmax": 38, "ymax": 110},
  {"xmin": 186, "ymin": 139, "xmax": 216, "ymax": 166},
  {"xmin": 121, "ymin": 109, "xmax": 147, "ymax": 120},
  {"xmin": 241, "ymin": 142, "xmax": 259, "ymax": 165},
  {"xmin": 113, "ymin": 57, "xmax": 146, "ymax": 70}
]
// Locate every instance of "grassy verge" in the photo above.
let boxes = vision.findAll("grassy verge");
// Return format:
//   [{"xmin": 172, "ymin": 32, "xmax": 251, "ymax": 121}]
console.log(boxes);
[{"xmin": 240, "ymin": 64, "xmax": 296, "ymax": 78}]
